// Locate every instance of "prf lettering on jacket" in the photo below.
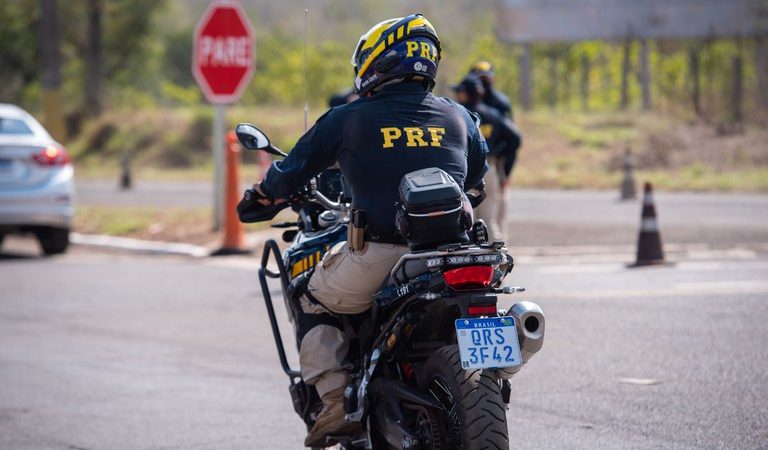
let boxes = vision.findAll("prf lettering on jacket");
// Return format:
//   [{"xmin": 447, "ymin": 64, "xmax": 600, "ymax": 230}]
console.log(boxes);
[{"xmin": 380, "ymin": 127, "xmax": 446, "ymax": 148}]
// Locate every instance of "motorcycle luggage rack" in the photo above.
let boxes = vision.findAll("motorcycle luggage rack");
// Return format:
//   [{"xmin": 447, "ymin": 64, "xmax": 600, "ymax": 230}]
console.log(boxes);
[{"xmin": 258, "ymin": 238, "xmax": 301, "ymax": 378}]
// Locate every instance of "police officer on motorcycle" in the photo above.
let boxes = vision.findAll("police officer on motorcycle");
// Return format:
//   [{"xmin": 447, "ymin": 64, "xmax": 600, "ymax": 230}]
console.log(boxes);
[
  {"xmin": 248, "ymin": 14, "xmax": 489, "ymax": 447},
  {"xmin": 454, "ymin": 75, "xmax": 520, "ymax": 244}
]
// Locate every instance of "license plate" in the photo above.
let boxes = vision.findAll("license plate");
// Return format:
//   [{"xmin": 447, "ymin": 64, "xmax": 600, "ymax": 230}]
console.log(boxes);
[{"xmin": 455, "ymin": 317, "xmax": 523, "ymax": 370}]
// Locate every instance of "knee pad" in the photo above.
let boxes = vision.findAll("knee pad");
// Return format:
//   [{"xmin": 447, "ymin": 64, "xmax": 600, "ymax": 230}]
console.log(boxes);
[
  {"xmin": 286, "ymin": 270, "xmax": 312, "ymax": 302},
  {"xmin": 297, "ymin": 307, "xmax": 343, "ymax": 343}
]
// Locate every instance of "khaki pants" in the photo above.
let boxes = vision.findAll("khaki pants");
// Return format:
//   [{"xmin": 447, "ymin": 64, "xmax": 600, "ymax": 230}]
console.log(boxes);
[
  {"xmin": 299, "ymin": 241, "xmax": 409, "ymax": 396},
  {"xmin": 474, "ymin": 157, "xmax": 507, "ymax": 243}
]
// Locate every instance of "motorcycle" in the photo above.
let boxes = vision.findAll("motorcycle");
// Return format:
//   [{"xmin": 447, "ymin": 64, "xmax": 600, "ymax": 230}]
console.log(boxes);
[{"xmin": 235, "ymin": 123, "xmax": 545, "ymax": 449}]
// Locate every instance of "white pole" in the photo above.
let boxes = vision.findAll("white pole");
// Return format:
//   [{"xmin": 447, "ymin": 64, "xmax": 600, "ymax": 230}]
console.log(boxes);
[
  {"xmin": 213, "ymin": 104, "xmax": 225, "ymax": 231},
  {"xmin": 303, "ymin": 8, "xmax": 309, "ymax": 132}
]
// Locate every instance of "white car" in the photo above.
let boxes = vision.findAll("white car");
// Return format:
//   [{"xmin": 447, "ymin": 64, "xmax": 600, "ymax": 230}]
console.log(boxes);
[{"xmin": 0, "ymin": 104, "xmax": 74, "ymax": 255}]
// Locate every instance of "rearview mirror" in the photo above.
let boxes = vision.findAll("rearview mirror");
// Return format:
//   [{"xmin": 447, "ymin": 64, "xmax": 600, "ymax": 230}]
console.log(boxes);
[{"xmin": 236, "ymin": 123, "xmax": 270, "ymax": 150}]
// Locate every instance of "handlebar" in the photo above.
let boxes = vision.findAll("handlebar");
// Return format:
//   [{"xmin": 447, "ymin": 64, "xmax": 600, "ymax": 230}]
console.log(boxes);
[
  {"xmin": 244, "ymin": 186, "xmax": 346, "ymax": 211},
  {"xmin": 313, "ymin": 190, "xmax": 346, "ymax": 211}
]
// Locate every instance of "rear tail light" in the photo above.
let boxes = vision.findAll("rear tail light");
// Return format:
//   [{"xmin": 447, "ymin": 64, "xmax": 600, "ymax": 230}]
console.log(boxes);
[
  {"xmin": 32, "ymin": 145, "xmax": 70, "ymax": 166},
  {"xmin": 400, "ymin": 362, "xmax": 415, "ymax": 380},
  {"xmin": 442, "ymin": 265, "xmax": 494, "ymax": 291},
  {"xmin": 468, "ymin": 304, "xmax": 498, "ymax": 316}
]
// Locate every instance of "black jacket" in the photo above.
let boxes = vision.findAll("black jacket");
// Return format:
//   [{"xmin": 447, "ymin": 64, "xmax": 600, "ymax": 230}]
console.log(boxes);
[
  {"xmin": 463, "ymin": 101, "xmax": 520, "ymax": 179},
  {"xmin": 261, "ymin": 82, "xmax": 489, "ymax": 233},
  {"xmin": 484, "ymin": 87, "xmax": 513, "ymax": 118}
]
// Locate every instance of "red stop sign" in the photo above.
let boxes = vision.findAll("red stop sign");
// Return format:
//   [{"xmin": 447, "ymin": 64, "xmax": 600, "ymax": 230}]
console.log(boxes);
[{"xmin": 192, "ymin": 1, "xmax": 254, "ymax": 104}]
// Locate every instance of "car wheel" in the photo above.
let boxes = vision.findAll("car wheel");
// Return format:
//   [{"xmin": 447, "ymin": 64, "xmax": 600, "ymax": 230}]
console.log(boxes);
[{"xmin": 36, "ymin": 227, "xmax": 70, "ymax": 256}]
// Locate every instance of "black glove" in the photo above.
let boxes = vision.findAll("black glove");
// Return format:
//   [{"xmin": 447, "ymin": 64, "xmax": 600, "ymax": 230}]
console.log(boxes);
[
  {"xmin": 466, "ymin": 180, "xmax": 486, "ymax": 208},
  {"xmin": 237, "ymin": 188, "xmax": 288, "ymax": 223}
]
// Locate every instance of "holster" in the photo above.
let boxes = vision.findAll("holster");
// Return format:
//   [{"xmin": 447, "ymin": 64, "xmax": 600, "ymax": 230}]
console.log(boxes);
[{"xmin": 348, "ymin": 209, "xmax": 367, "ymax": 251}]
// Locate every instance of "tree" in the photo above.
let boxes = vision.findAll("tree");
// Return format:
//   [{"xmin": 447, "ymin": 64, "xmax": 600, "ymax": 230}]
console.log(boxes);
[
  {"xmin": 85, "ymin": 0, "xmax": 102, "ymax": 116},
  {"xmin": 39, "ymin": 0, "xmax": 65, "ymax": 140},
  {"xmin": 0, "ymin": 1, "xmax": 39, "ymax": 104}
]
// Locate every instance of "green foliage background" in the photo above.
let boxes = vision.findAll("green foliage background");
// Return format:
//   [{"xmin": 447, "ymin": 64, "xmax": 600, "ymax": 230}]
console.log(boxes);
[
  {"xmin": 1, "ymin": 0, "xmax": 763, "ymax": 120},
  {"xmin": 2, "ymin": 1, "xmax": 765, "ymax": 193}
]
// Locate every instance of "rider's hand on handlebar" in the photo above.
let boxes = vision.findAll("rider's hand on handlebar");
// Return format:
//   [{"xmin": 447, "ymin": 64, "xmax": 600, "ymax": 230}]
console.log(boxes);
[{"xmin": 251, "ymin": 182, "xmax": 287, "ymax": 206}]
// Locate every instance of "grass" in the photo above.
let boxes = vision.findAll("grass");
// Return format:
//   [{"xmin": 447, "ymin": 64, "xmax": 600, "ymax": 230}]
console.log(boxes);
[
  {"xmin": 513, "ymin": 109, "xmax": 768, "ymax": 192},
  {"xmin": 75, "ymin": 205, "xmax": 204, "ymax": 237},
  {"xmin": 74, "ymin": 205, "xmax": 274, "ymax": 244},
  {"xmin": 644, "ymin": 166, "xmax": 768, "ymax": 192},
  {"xmin": 555, "ymin": 118, "xmax": 638, "ymax": 150},
  {"xmin": 76, "ymin": 206, "xmax": 157, "ymax": 236}
]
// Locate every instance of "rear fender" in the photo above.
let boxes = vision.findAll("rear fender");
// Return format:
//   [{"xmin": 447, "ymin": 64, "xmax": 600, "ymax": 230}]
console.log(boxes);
[{"xmin": 379, "ymin": 292, "xmax": 499, "ymax": 364}]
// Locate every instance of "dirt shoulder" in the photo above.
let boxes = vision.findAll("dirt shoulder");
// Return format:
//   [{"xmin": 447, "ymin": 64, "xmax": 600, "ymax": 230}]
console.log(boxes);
[
  {"xmin": 73, "ymin": 205, "xmax": 288, "ymax": 246},
  {"xmin": 514, "ymin": 111, "xmax": 768, "ymax": 191}
]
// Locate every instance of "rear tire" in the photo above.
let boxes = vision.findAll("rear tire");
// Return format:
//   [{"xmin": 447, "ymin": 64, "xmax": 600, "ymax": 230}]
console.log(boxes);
[
  {"xmin": 36, "ymin": 227, "xmax": 70, "ymax": 256},
  {"xmin": 420, "ymin": 345, "xmax": 509, "ymax": 450}
]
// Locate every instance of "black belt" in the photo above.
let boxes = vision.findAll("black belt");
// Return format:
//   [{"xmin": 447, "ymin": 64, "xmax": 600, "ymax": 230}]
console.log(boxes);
[{"xmin": 365, "ymin": 227, "xmax": 407, "ymax": 245}]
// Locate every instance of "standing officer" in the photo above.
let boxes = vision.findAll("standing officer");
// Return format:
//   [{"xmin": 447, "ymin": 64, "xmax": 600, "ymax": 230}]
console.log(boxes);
[
  {"xmin": 328, "ymin": 87, "xmax": 358, "ymax": 107},
  {"xmin": 471, "ymin": 60, "xmax": 513, "ymax": 118},
  {"xmin": 249, "ymin": 14, "xmax": 488, "ymax": 447},
  {"xmin": 470, "ymin": 61, "xmax": 522, "ymax": 242},
  {"xmin": 454, "ymin": 75, "xmax": 520, "ymax": 243}
]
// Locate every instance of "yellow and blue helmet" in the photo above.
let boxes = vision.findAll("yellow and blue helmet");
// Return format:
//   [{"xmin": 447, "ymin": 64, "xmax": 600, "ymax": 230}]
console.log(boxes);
[
  {"xmin": 470, "ymin": 61, "xmax": 494, "ymax": 77},
  {"xmin": 351, "ymin": 14, "xmax": 441, "ymax": 96}
]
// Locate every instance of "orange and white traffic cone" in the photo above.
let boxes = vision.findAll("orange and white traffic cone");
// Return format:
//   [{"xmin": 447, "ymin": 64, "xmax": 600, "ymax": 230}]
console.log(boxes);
[
  {"xmin": 629, "ymin": 182, "xmax": 670, "ymax": 267},
  {"xmin": 212, "ymin": 131, "xmax": 251, "ymax": 256}
]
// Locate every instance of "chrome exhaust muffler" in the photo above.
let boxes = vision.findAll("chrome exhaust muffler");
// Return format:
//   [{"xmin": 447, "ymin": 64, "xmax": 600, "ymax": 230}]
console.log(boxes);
[
  {"xmin": 495, "ymin": 301, "xmax": 545, "ymax": 379},
  {"xmin": 510, "ymin": 301, "xmax": 545, "ymax": 363}
]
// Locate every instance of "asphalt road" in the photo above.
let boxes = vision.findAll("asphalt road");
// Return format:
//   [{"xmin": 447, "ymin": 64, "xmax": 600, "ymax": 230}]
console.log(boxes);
[
  {"xmin": 76, "ymin": 180, "xmax": 768, "ymax": 248},
  {"xmin": 76, "ymin": 180, "xmax": 222, "ymax": 209},
  {"xmin": 1, "ymin": 239, "xmax": 767, "ymax": 449}
]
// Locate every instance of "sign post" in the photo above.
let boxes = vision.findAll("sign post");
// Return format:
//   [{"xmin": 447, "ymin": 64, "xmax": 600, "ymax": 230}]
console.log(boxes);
[
  {"xmin": 213, "ymin": 105, "xmax": 225, "ymax": 230},
  {"xmin": 193, "ymin": 0, "xmax": 254, "ymax": 230}
]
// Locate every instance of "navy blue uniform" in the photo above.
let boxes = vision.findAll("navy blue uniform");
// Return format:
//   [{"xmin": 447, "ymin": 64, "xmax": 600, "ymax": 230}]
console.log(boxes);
[
  {"xmin": 484, "ymin": 87, "xmax": 513, "ymax": 118},
  {"xmin": 261, "ymin": 82, "xmax": 488, "ymax": 233},
  {"xmin": 468, "ymin": 101, "xmax": 520, "ymax": 179}
]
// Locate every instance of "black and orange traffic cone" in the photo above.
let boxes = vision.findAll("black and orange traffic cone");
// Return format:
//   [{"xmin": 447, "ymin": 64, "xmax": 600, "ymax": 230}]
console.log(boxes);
[
  {"xmin": 211, "ymin": 131, "xmax": 252, "ymax": 256},
  {"xmin": 629, "ymin": 182, "xmax": 671, "ymax": 267}
]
